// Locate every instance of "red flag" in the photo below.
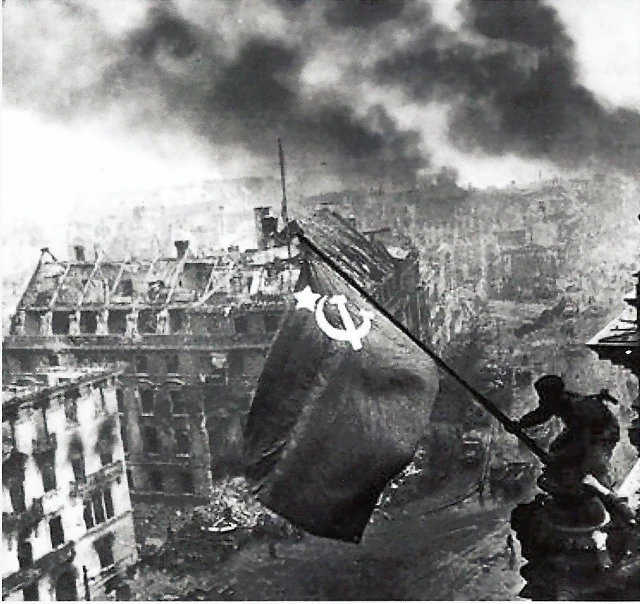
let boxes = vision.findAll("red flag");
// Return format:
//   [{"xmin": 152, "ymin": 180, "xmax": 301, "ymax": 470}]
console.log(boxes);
[{"xmin": 244, "ymin": 252, "xmax": 439, "ymax": 543}]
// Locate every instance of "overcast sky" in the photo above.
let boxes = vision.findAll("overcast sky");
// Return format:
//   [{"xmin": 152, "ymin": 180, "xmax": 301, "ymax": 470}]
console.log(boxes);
[{"xmin": 2, "ymin": 0, "xmax": 639, "ymax": 236}]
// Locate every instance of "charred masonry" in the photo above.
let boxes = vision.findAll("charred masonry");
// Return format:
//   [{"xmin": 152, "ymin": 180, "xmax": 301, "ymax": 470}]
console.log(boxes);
[
  {"xmin": 2, "ymin": 369, "xmax": 137, "ymax": 601},
  {"xmin": 3, "ymin": 207, "xmax": 424, "ymax": 545}
]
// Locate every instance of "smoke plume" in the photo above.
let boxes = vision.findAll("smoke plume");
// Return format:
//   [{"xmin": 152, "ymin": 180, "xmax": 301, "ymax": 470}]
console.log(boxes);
[{"xmin": 3, "ymin": 0, "xmax": 639, "ymax": 188}]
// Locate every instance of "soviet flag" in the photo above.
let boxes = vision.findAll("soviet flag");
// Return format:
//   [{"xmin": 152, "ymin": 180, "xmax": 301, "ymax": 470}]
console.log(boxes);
[{"xmin": 243, "ymin": 248, "xmax": 439, "ymax": 543}]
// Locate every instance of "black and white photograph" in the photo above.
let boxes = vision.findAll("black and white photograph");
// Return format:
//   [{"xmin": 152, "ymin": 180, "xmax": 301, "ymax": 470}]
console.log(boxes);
[{"xmin": 2, "ymin": 0, "xmax": 639, "ymax": 600}]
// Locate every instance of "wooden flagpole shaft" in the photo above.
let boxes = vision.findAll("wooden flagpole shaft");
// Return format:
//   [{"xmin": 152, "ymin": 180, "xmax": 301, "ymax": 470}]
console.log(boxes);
[{"xmin": 296, "ymin": 230, "xmax": 551, "ymax": 465}]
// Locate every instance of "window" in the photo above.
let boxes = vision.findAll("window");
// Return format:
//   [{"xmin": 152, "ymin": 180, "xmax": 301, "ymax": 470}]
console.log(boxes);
[
  {"xmin": 98, "ymin": 386, "xmax": 107, "ymax": 412},
  {"xmin": 92, "ymin": 491, "xmax": 106, "ymax": 525},
  {"xmin": 48, "ymin": 353, "xmax": 60, "ymax": 367},
  {"xmin": 71, "ymin": 455, "xmax": 86, "ymax": 483},
  {"xmin": 104, "ymin": 486, "xmax": 115, "ymax": 519},
  {"xmin": 167, "ymin": 354, "xmax": 179, "ymax": 374},
  {"xmin": 138, "ymin": 310, "xmax": 157, "ymax": 334},
  {"xmin": 175, "ymin": 430, "xmax": 190, "ymax": 456},
  {"xmin": 64, "ymin": 397, "xmax": 78, "ymax": 425},
  {"xmin": 52, "ymin": 312, "xmax": 70, "ymax": 335},
  {"xmin": 264, "ymin": 312, "xmax": 281, "ymax": 333},
  {"xmin": 126, "ymin": 469, "xmax": 134, "ymax": 490},
  {"xmin": 180, "ymin": 472, "xmax": 195, "ymax": 494},
  {"xmin": 169, "ymin": 310, "xmax": 183, "ymax": 333},
  {"xmin": 227, "ymin": 350, "xmax": 244, "ymax": 377},
  {"xmin": 80, "ymin": 311, "xmax": 98, "ymax": 334},
  {"xmin": 41, "ymin": 457, "xmax": 57, "ymax": 492},
  {"xmin": 120, "ymin": 278, "xmax": 134, "ymax": 297},
  {"xmin": 143, "ymin": 426, "xmax": 160, "ymax": 454},
  {"xmin": 95, "ymin": 537, "xmax": 115, "ymax": 569},
  {"xmin": 139, "ymin": 387, "xmax": 155, "ymax": 414},
  {"xmin": 135, "ymin": 355, "xmax": 148, "ymax": 373},
  {"xmin": 83, "ymin": 500, "xmax": 94, "ymax": 529},
  {"xmin": 120, "ymin": 426, "xmax": 129, "ymax": 453},
  {"xmin": 100, "ymin": 448, "xmax": 113, "ymax": 466},
  {"xmin": 83, "ymin": 489, "xmax": 115, "ymax": 530},
  {"xmin": 234, "ymin": 315, "xmax": 248, "ymax": 334},
  {"xmin": 9, "ymin": 480, "xmax": 26, "ymax": 513},
  {"xmin": 116, "ymin": 388, "xmax": 125, "ymax": 414},
  {"xmin": 149, "ymin": 470, "xmax": 164, "ymax": 492},
  {"xmin": 17, "ymin": 531, "xmax": 33, "ymax": 568},
  {"xmin": 23, "ymin": 583, "xmax": 39, "ymax": 601},
  {"xmin": 49, "ymin": 515, "xmax": 65, "ymax": 548},
  {"xmin": 108, "ymin": 310, "xmax": 127, "ymax": 334},
  {"xmin": 170, "ymin": 389, "xmax": 188, "ymax": 415}
]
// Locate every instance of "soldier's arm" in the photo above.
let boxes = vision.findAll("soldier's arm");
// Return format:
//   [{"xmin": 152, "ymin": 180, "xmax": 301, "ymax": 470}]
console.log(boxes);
[{"xmin": 516, "ymin": 403, "xmax": 554, "ymax": 429}]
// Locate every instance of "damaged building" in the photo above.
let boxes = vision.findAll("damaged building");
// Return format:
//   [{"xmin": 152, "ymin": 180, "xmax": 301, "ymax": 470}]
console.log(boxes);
[
  {"xmin": 2, "ymin": 368, "xmax": 136, "ymax": 601},
  {"xmin": 3, "ymin": 207, "xmax": 424, "ymax": 544}
]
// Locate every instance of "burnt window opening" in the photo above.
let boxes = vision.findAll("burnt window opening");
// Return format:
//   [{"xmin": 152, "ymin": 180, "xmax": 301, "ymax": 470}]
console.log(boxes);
[
  {"xmin": 135, "ymin": 355, "xmax": 148, "ymax": 373},
  {"xmin": 71, "ymin": 454, "xmax": 86, "ymax": 484},
  {"xmin": 149, "ymin": 469, "xmax": 164, "ymax": 492},
  {"xmin": 98, "ymin": 386, "xmax": 107, "ymax": 412},
  {"xmin": 234, "ymin": 315, "xmax": 248, "ymax": 334},
  {"xmin": 52, "ymin": 312, "xmax": 71, "ymax": 335},
  {"xmin": 103, "ymin": 486, "xmax": 115, "ymax": 519},
  {"xmin": 92, "ymin": 490, "xmax": 106, "ymax": 524},
  {"xmin": 143, "ymin": 426, "xmax": 160, "ymax": 454},
  {"xmin": 120, "ymin": 425, "xmax": 129, "ymax": 452},
  {"xmin": 138, "ymin": 310, "xmax": 158, "ymax": 334},
  {"xmin": 139, "ymin": 388, "xmax": 155, "ymax": 415},
  {"xmin": 100, "ymin": 448, "xmax": 113, "ymax": 466},
  {"xmin": 170, "ymin": 390, "xmax": 188, "ymax": 415},
  {"xmin": 108, "ymin": 310, "xmax": 127, "ymax": 334},
  {"xmin": 264, "ymin": 312, "xmax": 281, "ymax": 333},
  {"xmin": 48, "ymin": 353, "xmax": 60, "ymax": 367},
  {"xmin": 167, "ymin": 354, "xmax": 180, "ymax": 374},
  {"xmin": 49, "ymin": 515, "xmax": 65, "ymax": 548},
  {"xmin": 9, "ymin": 480, "xmax": 27, "ymax": 513},
  {"xmin": 17, "ymin": 531, "xmax": 33, "ymax": 568},
  {"xmin": 41, "ymin": 457, "xmax": 57, "ymax": 492},
  {"xmin": 120, "ymin": 278, "xmax": 134, "ymax": 298},
  {"xmin": 95, "ymin": 537, "xmax": 115, "ymax": 569},
  {"xmin": 126, "ymin": 469, "xmax": 134, "ymax": 490},
  {"xmin": 180, "ymin": 471, "xmax": 195, "ymax": 494},
  {"xmin": 80, "ymin": 311, "xmax": 98, "ymax": 334},
  {"xmin": 175, "ymin": 430, "xmax": 190, "ymax": 456},
  {"xmin": 228, "ymin": 350, "xmax": 244, "ymax": 377},
  {"xmin": 23, "ymin": 583, "xmax": 39, "ymax": 601},
  {"xmin": 169, "ymin": 310, "xmax": 184, "ymax": 333},
  {"xmin": 64, "ymin": 398, "xmax": 78, "ymax": 425},
  {"xmin": 116, "ymin": 388, "xmax": 125, "ymax": 414},
  {"xmin": 83, "ymin": 500, "xmax": 94, "ymax": 529}
]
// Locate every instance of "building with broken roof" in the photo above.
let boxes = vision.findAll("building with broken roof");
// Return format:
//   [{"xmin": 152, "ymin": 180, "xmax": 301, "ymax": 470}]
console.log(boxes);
[
  {"xmin": 3, "ymin": 206, "xmax": 424, "ymax": 544},
  {"xmin": 2, "ymin": 368, "xmax": 136, "ymax": 601}
]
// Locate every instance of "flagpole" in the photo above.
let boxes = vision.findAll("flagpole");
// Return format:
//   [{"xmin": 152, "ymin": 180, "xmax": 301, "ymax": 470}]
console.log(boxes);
[
  {"xmin": 277, "ymin": 138, "xmax": 293, "ymax": 286},
  {"xmin": 295, "ymin": 230, "xmax": 551, "ymax": 465}
]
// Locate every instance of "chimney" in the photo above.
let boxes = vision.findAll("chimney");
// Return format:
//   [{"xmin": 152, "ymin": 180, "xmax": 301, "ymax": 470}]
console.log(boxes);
[
  {"xmin": 74, "ymin": 245, "xmax": 86, "ymax": 261},
  {"xmin": 346, "ymin": 215, "xmax": 357, "ymax": 229},
  {"xmin": 253, "ymin": 207, "xmax": 272, "ymax": 250},
  {"xmin": 174, "ymin": 240, "xmax": 189, "ymax": 259}
]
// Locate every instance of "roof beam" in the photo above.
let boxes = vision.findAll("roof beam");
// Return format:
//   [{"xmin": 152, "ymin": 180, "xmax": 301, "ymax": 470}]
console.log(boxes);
[
  {"xmin": 77, "ymin": 249, "xmax": 105, "ymax": 306},
  {"xmin": 48, "ymin": 263, "xmax": 72, "ymax": 309}
]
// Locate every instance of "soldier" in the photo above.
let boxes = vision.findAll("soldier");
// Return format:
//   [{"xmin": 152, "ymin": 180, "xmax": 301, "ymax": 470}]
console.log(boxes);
[{"xmin": 512, "ymin": 375, "xmax": 620, "ymax": 487}]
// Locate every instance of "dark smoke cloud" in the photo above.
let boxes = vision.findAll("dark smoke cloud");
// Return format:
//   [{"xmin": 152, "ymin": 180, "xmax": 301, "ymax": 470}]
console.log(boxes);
[
  {"xmin": 3, "ymin": 0, "xmax": 428, "ymax": 186},
  {"xmin": 374, "ymin": 0, "xmax": 640, "ymax": 173}
]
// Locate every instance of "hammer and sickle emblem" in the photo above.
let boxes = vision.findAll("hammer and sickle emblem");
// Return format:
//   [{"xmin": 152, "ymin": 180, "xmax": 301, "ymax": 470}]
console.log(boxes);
[{"xmin": 315, "ymin": 294, "xmax": 374, "ymax": 351}]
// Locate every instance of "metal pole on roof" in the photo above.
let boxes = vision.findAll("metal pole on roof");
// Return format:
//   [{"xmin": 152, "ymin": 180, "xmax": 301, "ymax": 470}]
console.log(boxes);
[{"xmin": 277, "ymin": 138, "xmax": 294, "ymax": 287}]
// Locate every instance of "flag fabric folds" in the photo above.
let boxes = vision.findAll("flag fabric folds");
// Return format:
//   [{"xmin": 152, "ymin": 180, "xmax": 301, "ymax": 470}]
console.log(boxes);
[{"xmin": 243, "ymin": 249, "xmax": 439, "ymax": 543}]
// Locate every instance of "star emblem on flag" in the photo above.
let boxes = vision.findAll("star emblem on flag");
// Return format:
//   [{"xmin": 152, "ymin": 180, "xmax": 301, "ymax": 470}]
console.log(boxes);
[{"xmin": 294, "ymin": 286, "xmax": 321, "ymax": 311}]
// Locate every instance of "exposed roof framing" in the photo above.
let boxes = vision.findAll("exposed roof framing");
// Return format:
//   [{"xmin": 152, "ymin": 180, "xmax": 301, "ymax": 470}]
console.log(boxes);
[
  {"xmin": 77, "ymin": 249, "xmax": 105, "ymax": 306},
  {"xmin": 48, "ymin": 263, "xmax": 72, "ymax": 309}
]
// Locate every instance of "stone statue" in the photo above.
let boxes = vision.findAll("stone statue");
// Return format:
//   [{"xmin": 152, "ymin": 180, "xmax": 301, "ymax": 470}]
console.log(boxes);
[{"xmin": 513, "ymin": 375, "xmax": 620, "ymax": 488}]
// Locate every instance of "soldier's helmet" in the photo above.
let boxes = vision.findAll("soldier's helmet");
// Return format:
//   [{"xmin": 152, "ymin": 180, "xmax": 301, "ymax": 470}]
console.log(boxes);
[{"xmin": 534, "ymin": 374, "xmax": 565, "ymax": 397}]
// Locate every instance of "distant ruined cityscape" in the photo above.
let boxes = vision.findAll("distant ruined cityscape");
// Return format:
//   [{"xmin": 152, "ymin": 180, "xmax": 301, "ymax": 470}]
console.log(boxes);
[{"xmin": 3, "ymin": 171, "xmax": 639, "ymax": 600}]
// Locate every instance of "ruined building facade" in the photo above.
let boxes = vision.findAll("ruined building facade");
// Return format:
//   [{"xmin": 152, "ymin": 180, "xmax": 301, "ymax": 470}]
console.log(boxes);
[
  {"xmin": 2, "ymin": 369, "xmax": 136, "ymax": 601},
  {"xmin": 3, "ymin": 208, "xmax": 423, "ymax": 543}
]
